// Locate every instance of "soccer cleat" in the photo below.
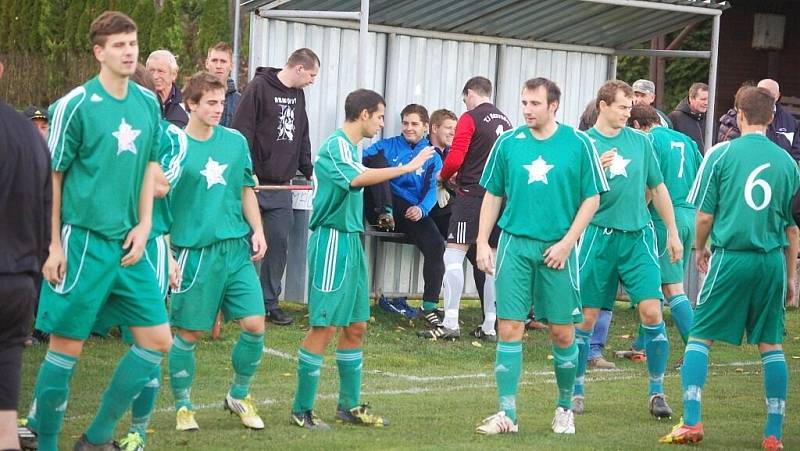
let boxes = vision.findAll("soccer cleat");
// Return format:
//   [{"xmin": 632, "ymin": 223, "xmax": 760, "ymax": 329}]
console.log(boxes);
[
  {"xmin": 291, "ymin": 410, "xmax": 330, "ymax": 430},
  {"xmin": 475, "ymin": 411, "xmax": 518, "ymax": 435},
  {"xmin": 551, "ymin": 407, "xmax": 576, "ymax": 434},
  {"xmin": 417, "ymin": 325, "xmax": 460, "ymax": 340},
  {"xmin": 571, "ymin": 395, "xmax": 585, "ymax": 415},
  {"xmin": 614, "ymin": 349, "xmax": 646, "ymax": 362},
  {"xmin": 119, "ymin": 432, "xmax": 144, "ymax": 451},
  {"xmin": 659, "ymin": 419, "xmax": 704, "ymax": 444},
  {"xmin": 376, "ymin": 212, "xmax": 395, "ymax": 232},
  {"xmin": 588, "ymin": 356, "xmax": 616, "ymax": 369},
  {"xmin": 649, "ymin": 394, "xmax": 673, "ymax": 419},
  {"xmin": 471, "ymin": 326, "xmax": 497, "ymax": 342},
  {"xmin": 421, "ymin": 310, "xmax": 442, "ymax": 328},
  {"xmin": 175, "ymin": 406, "xmax": 199, "ymax": 432},
  {"xmin": 336, "ymin": 404, "xmax": 390, "ymax": 427},
  {"xmin": 17, "ymin": 419, "xmax": 37, "ymax": 451},
  {"xmin": 73, "ymin": 434, "xmax": 120, "ymax": 451},
  {"xmin": 224, "ymin": 394, "xmax": 265, "ymax": 430},
  {"xmin": 762, "ymin": 435, "xmax": 784, "ymax": 450},
  {"xmin": 673, "ymin": 356, "xmax": 684, "ymax": 370}
]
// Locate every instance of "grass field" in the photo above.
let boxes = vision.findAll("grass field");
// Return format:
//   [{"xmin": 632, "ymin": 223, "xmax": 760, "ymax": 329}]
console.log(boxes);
[{"xmin": 19, "ymin": 301, "xmax": 800, "ymax": 450}]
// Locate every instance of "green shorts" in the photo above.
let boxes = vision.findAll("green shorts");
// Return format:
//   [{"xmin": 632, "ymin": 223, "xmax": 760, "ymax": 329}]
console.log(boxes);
[
  {"xmin": 578, "ymin": 224, "xmax": 663, "ymax": 310},
  {"xmin": 36, "ymin": 225, "xmax": 168, "ymax": 340},
  {"xmin": 170, "ymin": 237, "xmax": 264, "ymax": 331},
  {"xmin": 495, "ymin": 232, "xmax": 583, "ymax": 324},
  {"xmin": 653, "ymin": 207, "xmax": 695, "ymax": 284},
  {"xmin": 92, "ymin": 235, "xmax": 171, "ymax": 340},
  {"xmin": 690, "ymin": 248, "xmax": 786, "ymax": 345},
  {"xmin": 307, "ymin": 227, "xmax": 369, "ymax": 327}
]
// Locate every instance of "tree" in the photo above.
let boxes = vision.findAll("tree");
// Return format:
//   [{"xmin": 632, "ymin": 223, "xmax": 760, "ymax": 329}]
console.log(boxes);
[{"xmin": 132, "ymin": 0, "xmax": 157, "ymax": 55}]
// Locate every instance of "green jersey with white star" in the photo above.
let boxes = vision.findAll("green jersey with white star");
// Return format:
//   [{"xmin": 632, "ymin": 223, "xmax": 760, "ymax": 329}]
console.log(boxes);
[
  {"xmin": 647, "ymin": 126, "xmax": 702, "ymax": 213},
  {"xmin": 309, "ymin": 129, "xmax": 367, "ymax": 233},
  {"xmin": 47, "ymin": 77, "xmax": 162, "ymax": 240},
  {"xmin": 588, "ymin": 126, "xmax": 663, "ymax": 231},
  {"xmin": 480, "ymin": 124, "xmax": 609, "ymax": 241},
  {"xmin": 151, "ymin": 121, "xmax": 188, "ymax": 237},
  {"xmin": 169, "ymin": 125, "xmax": 255, "ymax": 249},
  {"xmin": 688, "ymin": 133, "xmax": 800, "ymax": 251}
]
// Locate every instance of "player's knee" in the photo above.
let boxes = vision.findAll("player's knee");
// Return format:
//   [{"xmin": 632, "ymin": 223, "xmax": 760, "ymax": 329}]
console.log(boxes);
[
  {"xmin": 48, "ymin": 335, "xmax": 85, "ymax": 357},
  {"xmin": 549, "ymin": 326, "xmax": 574, "ymax": 347},
  {"xmin": 497, "ymin": 320, "xmax": 524, "ymax": 341},
  {"xmin": 240, "ymin": 316, "xmax": 266, "ymax": 335},
  {"xmin": 343, "ymin": 322, "xmax": 367, "ymax": 341},
  {"xmin": 661, "ymin": 283, "xmax": 684, "ymax": 298},
  {"xmin": 637, "ymin": 300, "xmax": 663, "ymax": 325},
  {"xmin": 579, "ymin": 309, "xmax": 599, "ymax": 330}
]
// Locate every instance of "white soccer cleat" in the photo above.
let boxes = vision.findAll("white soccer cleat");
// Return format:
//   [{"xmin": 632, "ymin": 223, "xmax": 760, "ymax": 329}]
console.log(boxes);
[
  {"xmin": 551, "ymin": 406, "xmax": 576, "ymax": 434},
  {"xmin": 224, "ymin": 394, "xmax": 265, "ymax": 430},
  {"xmin": 475, "ymin": 411, "xmax": 518, "ymax": 435}
]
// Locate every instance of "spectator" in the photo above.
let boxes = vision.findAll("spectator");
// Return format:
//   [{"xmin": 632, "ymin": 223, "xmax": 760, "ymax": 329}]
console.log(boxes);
[
  {"xmin": 363, "ymin": 104, "xmax": 445, "ymax": 328},
  {"xmin": 632, "ymin": 79, "xmax": 672, "ymax": 128},
  {"xmin": 205, "ymin": 42, "xmax": 240, "ymax": 127},
  {"xmin": 0, "ymin": 52, "xmax": 52, "ymax": 451},
  {"xmin": 717, "ymin": 81, "xmax": 756, "ymax": 143},
  {"xmin": 757, "ymin": 79, "xmax": 800, "ymax": 161},
  {"xmin": 23, "ymin": 106, "xmax": 49, "ymax": 138},
  {"xmin": 231, "ymin": 48, "xmax": 319, "ymax": 326},
  {"xmin": 669, "ymin": 82, "xmax": 708, "ymax": 151},
  {"xmin": 146, "ymin": 49, "xmax": 189, "ymax": 127}
]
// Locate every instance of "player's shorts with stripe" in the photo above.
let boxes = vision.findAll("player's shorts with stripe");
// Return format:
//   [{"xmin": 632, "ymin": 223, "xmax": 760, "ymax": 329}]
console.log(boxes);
[
  {"xmin": 35, "ymin": 225, "xmax": 168, "ymax": 340},
  {"xmin": 653, "ymin": 207, "xmax": 695, "ymax": 285},
  {"xmin": 495, "ymin": 232, "xmax": 583, "ymax": 324},
  {"xmin": 307, "ymin": 227, "xmax": 369, "ymax": 327},
  {"xmin": 578, "ymin": 223, "xmax": 663, "ymax": 310},
  {"xmin": 170, "ymin": 237, "xmax": 264, "ymax": 331},
  {"xmin": 92, "ymin": 234, "xmax": 171, "ymax": 341},
  {"xmin": 446, "ymin": 192, "xmax": 500, "ymax": 246},
  {"xmin": 690, "ymin": 248, "xmax": 785, "ymax": 345}
]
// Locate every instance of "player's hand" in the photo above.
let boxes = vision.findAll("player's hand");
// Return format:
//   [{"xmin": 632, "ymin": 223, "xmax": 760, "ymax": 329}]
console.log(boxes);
[
  {"xmin": 43, "ymin": 243, "xmax": 66, "ymax": 284},
  {"xmin": 666, "ymin": 231, "xmax": 683, "ymax": 264},
  {"xmin": 786, "ymin": 277, "xmax": 798, "ymax": 308},
  {"xmin": 407, "ymin": 146, "xmax": 435, "ymax": 173},
  {"xmin": 153, "ymin": 166, "xmax": 170, "ymax": 199},
  {"xmin": 695, "ymin": 247, "xmax": 711, "ymax": 273},
  {"xmin": 405, "ymin": 206, "xmax": 423, "ymax": 222},
  {"xmin": 436, "ymin": 180, "xmax": 451, "ymax": 208},
  {"xmin": 251, "ymin": 231, "xmax": 267, "ymax": 261},
  {"xmin": 168, "ymin": 253, "xmax": 180, "ymax": 290},
  {"xmin": 121, "ymin": 223, "xmax": 150, "ymax": 267},
  {"xmin": 448, "ymin": 173, "xmax": 458, "ymax": 188},
  {"xmin": 600, "ymin": 150, "xmax": 617, "ymax": 169},
  {"xmin": 476, "ymin": 241, "xmax": 495, "ymax": 275},
  {"xmin": 543, "ymin": 239, "xmax": 572, "ymax": 270}
]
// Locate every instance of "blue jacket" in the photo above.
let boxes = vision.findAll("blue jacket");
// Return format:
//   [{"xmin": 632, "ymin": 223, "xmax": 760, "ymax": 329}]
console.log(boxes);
[
  {"xmin": 221, "ymin": 78, "xmax": 241, "ymax": 128},
  {"xmin": 363, "ymin": 135, "xmax": 442, "ymax": 216},
  {"xmin": 768, "ymin": 104, "xmax": 800, "ymax": 161}
]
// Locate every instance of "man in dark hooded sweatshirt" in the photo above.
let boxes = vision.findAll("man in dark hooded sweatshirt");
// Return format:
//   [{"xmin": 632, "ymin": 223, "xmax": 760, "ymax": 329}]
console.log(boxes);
[
  {"xmin": 669, "ymin": 82, "xmax": 708, "ymax": 152},
  {"xmin": 232, "ymin": 48, "xmax": 319, "ymax": 325}
]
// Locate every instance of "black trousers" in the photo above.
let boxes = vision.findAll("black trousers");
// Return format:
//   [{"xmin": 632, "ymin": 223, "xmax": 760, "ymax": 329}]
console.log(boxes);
[
  {"xmin": 257, "ymin": 189, "xmax": 294, "ymax": 310},
  {"xmin": 0, "ymin": 275, "xmax": 36, "ymax": 410}
]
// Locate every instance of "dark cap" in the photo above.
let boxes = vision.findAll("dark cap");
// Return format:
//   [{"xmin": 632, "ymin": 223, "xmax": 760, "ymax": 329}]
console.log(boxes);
[{"xmin": 23, "ymin": 106, "xmax": 48, "ymax": 122}]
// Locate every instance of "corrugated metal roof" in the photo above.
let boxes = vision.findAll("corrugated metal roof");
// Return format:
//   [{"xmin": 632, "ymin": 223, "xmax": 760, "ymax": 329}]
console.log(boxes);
[{"xmin": 242, "ymin": 0, "xmax": 728, "ymax": 48}]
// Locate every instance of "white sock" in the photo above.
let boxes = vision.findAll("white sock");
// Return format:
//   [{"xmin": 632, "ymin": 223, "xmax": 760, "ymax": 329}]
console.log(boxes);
[
  {"xmin": 481, "ymin": 273, "xmax": 497, "ymax": 334},
  {"xmin": 442, "ymin": 248, "xmax": 466, "ymax": 330}
]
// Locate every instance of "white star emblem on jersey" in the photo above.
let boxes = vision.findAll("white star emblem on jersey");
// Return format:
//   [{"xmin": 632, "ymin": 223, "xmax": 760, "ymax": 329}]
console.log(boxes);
[
  {"xmin": 608, "ymin": 153, "xmax": 630, "ymax": 179},
  {"xmin": 200, "ymin": 157, "xmax": 228, "ymax": 189},
  {"xmin": 112, "ymin": 118, "xmax": 140, "ymax": 155},
  {"xmin": 523, "ymin": 156, "xmax": 554, "ymax": 184}
]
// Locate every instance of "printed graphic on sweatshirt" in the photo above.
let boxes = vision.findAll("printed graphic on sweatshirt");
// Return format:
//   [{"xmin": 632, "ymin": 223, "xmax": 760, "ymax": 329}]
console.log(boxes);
[{"xmin": 277, "ymin": 104, "xmax": 295, "ymax": 141}]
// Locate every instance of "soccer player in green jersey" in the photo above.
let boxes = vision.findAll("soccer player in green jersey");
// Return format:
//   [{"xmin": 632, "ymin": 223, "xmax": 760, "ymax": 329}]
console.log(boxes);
[
  {"xmin": 290, "ymin": 89, "xmax": 433, "ymax": 430},
  {"xmin": 627, "ymin": 104, "xmax": 701, "ymax": 358},
  {"xmin": 25, "ymin": 12, "xmax": 173, "ymax": 451},
  {"xmin": 572, "ymin": 80, "xmax": 683, "ymax": 419},
  {"xmin": 166, "ymin": 72, "xmax": 268, "ymax": 431},
  {"xmin": 660, "ymin": 87, "xmax": 799, "ymax": 450},
  {"xmin": 473, "ymin": 78, "xmax": 608, "ymax": 435}
]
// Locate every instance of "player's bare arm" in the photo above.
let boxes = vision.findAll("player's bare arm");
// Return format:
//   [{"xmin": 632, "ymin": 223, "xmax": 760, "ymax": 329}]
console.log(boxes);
[
  {"xmin": 543, "ymin": 194, "xmax": 600, "ymax": 270},
  {"xmin": 694, "ymin": 210, "xmax": 714, "ymax": 273},
  {"xmin": 784, "ymin": 225, "xmax": 798, "ymax": 305},
  {"xmin": 650, "ymin": 183, "xmax": 683, "ymax": 263},
  {"xmin": 121, "ymin": 161, "xmax": 158, "ymax": 267},
  {"xmin": 42, "ymin": 171, "xmax": 65, "ymax": 284},
  {"xmin": 351, "ymin": 146, "xmax": 435, "ymax": 187},
  {"xmin": 153, "ymin": 165, "xmax": 170, "ymax": 198},
  {"xmin": 242, "ymin": 186, "xmax": 267, "ymax": 261},
  {"xmin": 476, "ymin": 192, "xmax": 503, "ymax": 275}
]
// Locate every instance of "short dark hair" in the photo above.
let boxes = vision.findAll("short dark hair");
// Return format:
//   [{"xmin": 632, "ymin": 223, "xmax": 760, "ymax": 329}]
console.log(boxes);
[
  {"xmin": 628, "ymin": 104, "xmax": 660, "ymax": 129},
  {"xmin": 182, "ymin": 71, "xmax": 226, "ymax": 112},
  {"xmin": 430, "ymin": 109, "xmax": 457, "ymax": 127},
  {"xmin": 462, "ymin": 76, "xmax": 492, "ymax": 97},
  {"xmin": 523, "ymin": 77, "xmax": 561, "ymax": 106},
  {"xmin": 345, "ymin": 89, "xmax": 385, "ymax": 122},
  {"xmin": 90, "ymin": 11, "xmax": 137, "ymax": 47},
  {"xmin": 208, "ymin": 42, "xmax": 232, "ymax": 57},
  {"xmin": 689, "ymin": 82, "xmax": 709, "ymax": 98},
  {"xmin": 400, "ymin": 104, "xmax": 429, "ymax": 124},
  {"xmin": 735, "ymin": 86, "xmax": 775, "ymax": 126},
  {"xmin": 131, "ymin": 63, "xmax": 156, "ymax": 92},
  {"xmin": 596, "ymin": 80, "xmax": 633, "ymax": 110},
  {"xmin": 287, "ymin": 48, "xmax": 320, "ymax": 69},
  {"xmin": 578, "ymin": 99, "xmax": 597, "ymax": 131}
]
